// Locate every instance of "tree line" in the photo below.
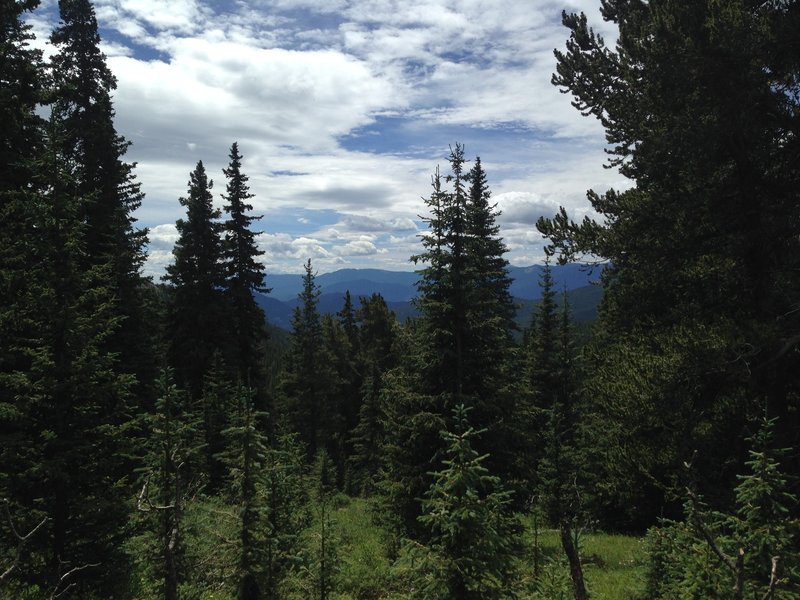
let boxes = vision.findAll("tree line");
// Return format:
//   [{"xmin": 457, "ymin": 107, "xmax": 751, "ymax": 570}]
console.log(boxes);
[{"xmin": 2, "ymin": 0, "xmax": 799, "ymax": 598}]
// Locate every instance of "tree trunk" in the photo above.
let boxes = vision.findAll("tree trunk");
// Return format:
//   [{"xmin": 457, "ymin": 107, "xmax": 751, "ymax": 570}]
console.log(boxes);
[{"xmin": 560, "ymin": 522, "xmax": 588, "ymax": 600}]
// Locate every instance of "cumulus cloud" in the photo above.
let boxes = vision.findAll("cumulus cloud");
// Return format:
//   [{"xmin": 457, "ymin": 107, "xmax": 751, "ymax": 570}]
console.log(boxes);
[
  {"xmin": 27, "ymin": 0, "xmax": 621, "ymax": 275},
  {"xmin": 495, "ymin": 192, "xmax": 562, "ymax": 226},
  {"xmin": 334, "ymin": 239, "xmax": 378, "ymax": 257}
]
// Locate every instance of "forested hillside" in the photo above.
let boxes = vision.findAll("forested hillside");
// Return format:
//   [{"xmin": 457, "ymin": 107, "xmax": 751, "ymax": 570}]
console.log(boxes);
[{"xmin": 1, "ymin": 1, "xmax": 799, "ymax": 599}]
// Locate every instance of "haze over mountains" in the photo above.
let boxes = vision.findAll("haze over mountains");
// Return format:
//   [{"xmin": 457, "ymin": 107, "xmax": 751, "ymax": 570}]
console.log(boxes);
[{"xmin": 257, "ymin": 263, "xmax": 604, "ymax": 331}]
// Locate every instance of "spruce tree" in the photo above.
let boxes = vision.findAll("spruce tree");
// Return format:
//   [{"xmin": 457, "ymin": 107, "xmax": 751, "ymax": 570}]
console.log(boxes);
[
  {"xmin": 201, "ymin": 352, "xmax": 232, "ymax": 494},
  {"xmin": 221, "ymin": 385, "xmax": 270, "ymax": 598},
  {"xmin": 385, "ymin": 145, "xmax": 520, "ymax": 539},
  {"xmin": 645, "ymin": 416, "xmax": 800, "ymax": 598},
  {"xmin": 164, "ymin": 160, "xmax": 227, "ymax": 400},
  {"xmin": 410, "ymin": 405, "xmax": 519, "ymax": 599},
  {"xmin": 535, "ymin": 291, "xmax": 588, "ymax": 600},
  {"xmin": 1, "ymin": 126, "xmax": 134, "ymax": 597},
  {"xmin": 279, "ymin": 260, "xmax": 339, "ymax": 459},
  {"xmin": 262, "ymin": 427, "xmax": 309, "ymax": 598},
  {"xmin": 49, "ymin": 0, "xmax": 154, "ymax": 402},
  {"xmin": 137, "ymin": 369, "xmax": 203, "ymax": 600},
  {"xmin": 0, "ymin": 0, "xmax": 43, "ymax": 192},
  {"xmin": 221, "ymin": 142, "xmax": 268, "ymax": 386},
  {"xmin": 346, "ymin": 293, "xmax": 399, "ymax": 495}
]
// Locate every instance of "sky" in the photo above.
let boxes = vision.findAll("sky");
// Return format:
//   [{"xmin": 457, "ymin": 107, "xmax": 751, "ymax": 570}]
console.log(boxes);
[{"xmin": 27, "ymin": 0, "xmax": 625, "ymax": 276}]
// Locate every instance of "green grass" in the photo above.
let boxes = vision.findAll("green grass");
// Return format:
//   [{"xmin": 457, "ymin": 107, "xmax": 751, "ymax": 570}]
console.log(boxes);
[
  {"xmin": 330, "ymin": 495, "xmax": 395, "ymax": 600},
  {"xmin": 330, "ymin": 499, "xmax": 647, "ymax": 599},
  {"xmin": 527, "ymin": 524, "xmax": 647, "ymax": 600},
  {"xmin": 125, "ymin": 494, "xmax": 646, "ymax": 599}
]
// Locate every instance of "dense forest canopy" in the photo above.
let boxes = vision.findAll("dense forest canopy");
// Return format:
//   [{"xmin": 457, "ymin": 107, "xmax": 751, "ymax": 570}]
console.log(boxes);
[{"xmin": 1, "ymin": 1, "xmax": 799, "ymax": 599}]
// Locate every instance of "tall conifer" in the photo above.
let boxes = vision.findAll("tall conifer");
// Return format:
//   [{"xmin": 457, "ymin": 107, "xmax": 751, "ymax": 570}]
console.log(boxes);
[
  {"xmin": 221, "ymin": 142, "xmax": 268, "ymax": 385},
  {"xmin": 539, "ymin": 0, "xmax": 800, "ymax": 525},
  {"xmin": 49, "ymin": 0, "xmax": 153, "ymax": 400},
  {"xmin": 386, "ymin": 146, "xmax": 520, "ymax": 539},
  {"xmin": 1, "ymin": 126, "xmax": 133, "ymax": 596},
  {"xmin": 279, "ymin": 260, "xmax": 339, "ymax": 459},
  {"xmin": 164, "ymin": 161, "xmax": 227, "ymax": 399}
]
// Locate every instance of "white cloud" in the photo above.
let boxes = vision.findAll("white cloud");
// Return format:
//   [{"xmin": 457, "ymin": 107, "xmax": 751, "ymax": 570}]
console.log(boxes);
[
  {"xmin": 95, "ymin": 0, "xmax": 207, "ymax": 35},
  {"xmin": 27, "ymin": 0, "xmax": 621, "ymax": 275},
  {"xmin": 334, "ymin": 239, "xmax": 378, "ymax": 257}
]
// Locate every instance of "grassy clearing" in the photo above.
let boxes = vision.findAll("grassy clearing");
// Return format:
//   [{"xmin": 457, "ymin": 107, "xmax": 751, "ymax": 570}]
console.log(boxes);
[
  {"xmin": 330, "ymin": 499, "xmax": 647, "ymax": 599},
  {"xmin": 126, "ymin": 495, "xmax": 646, "ymax": 598},
  {"xmin": 527, "ymin": 524, "xmax": 647, "ymax": 599}
]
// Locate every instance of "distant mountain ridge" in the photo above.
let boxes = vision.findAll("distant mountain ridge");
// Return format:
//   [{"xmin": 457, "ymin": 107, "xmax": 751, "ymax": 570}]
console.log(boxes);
[
  {"xmin": 266, "ymin": 264, "xmax": 602, "ymax": 302},
  {"xmin": 257, "ymin": 264, "xmax": 604, "ymax": 331}
]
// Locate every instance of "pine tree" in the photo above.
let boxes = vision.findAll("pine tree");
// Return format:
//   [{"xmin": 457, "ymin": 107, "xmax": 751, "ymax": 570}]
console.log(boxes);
[
  {"xmin": 221, "ymin": 142, "xmax": 268, "ymax": 386},
  {"xmin": 49, "ymin": 0, "xmax": 154, "ymax": 403},
  {"xmin": 538, "ymin": 0, "xmax": 800, "ymax": 525},
  {"xmin": 164, "ymin": 160, "xmax": 227, "ymax": 400}
]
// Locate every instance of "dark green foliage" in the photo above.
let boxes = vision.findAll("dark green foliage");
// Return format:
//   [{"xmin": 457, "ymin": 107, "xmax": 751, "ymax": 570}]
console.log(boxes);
[
  {"xmin": 0, "ymin": 130, "xmax": 135, "ymax": 598},
  {"xmin": 201, "ymin": 352, "xmax": 232, "ymax": 495},
  {"xmin": 645, "ymin": 416, "xmax": 800, "ymax": 599},
  {"xmin": 534, "ymin": 291, "xmax": 590, "ymax": 600},
  {"xmin": 412, "ymin": 144, "xmax": 517, "ymax": 427},
  {"xmin": 164, "ymin": 160, "xmax": 227, "ymax": 399},
  {"xmin": 0, "ymin": 0, "xmax": 43, "ymax": 192},
  {"xmin": 527, "ymin": 262, "xmax": 559, "ymax": 401},
  {"xmin": 346, "ymin": 293, "xmax": 399, "ymax": 496},
  {"xmin": 539, "ymin": 0, "xmax": 800, "ymax": 525},
  {"xmin": 50, "ymin": 0, "xmax": 154, "ymax": 405},
  {"xmin": 280, "ymin": 260, "xmax": 341, "ymax": 460},
  {"xmin": 304, "ymin": 450, "xmax": 340, "ymax": 600},
  {"xmin": 137, "ymin": 369, "xmax": 203, "ymax": 600},
  {"xmin": 385, "ymin": 145, "xmax": 520, "ymax": 540},
  {"xmin": 221, "ymin": 385, "xmax": 270, "ymax": 594},
  {"xmin": 408, "ymin": 405, "xmax": 519, "ymax": 599},
  {"xmin": 221, "ymin": 142, "xmax": 268, "ymax": 387},
  {"xmin": 262, "ymin": 426, "xmax": 309, "ymax": 597}
]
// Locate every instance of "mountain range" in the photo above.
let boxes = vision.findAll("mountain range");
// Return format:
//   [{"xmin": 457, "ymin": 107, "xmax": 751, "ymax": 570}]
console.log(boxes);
[{"xmin": 257, "ymin": 264, "xmax": 604, "ymax": 332}]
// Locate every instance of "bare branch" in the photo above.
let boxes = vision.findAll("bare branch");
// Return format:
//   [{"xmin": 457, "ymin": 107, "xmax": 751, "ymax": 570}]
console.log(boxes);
[
  {"xmin": 686, "ymin": 489, "xmax": 738, "ymax": 574},
  {"xmin": 1, "ymin": 499, "xmax": 50, "ymax": 582},
  {"xmin": 761, "ymin": 556, "xmax": 780, "ymax": 600},
  {"xmin": 50, "ymin": 560, "xmax": 100, "ymax": 600},
  {"xmin": 137, "ymin": 476, "xmax": 174, "ymax": 512}
]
